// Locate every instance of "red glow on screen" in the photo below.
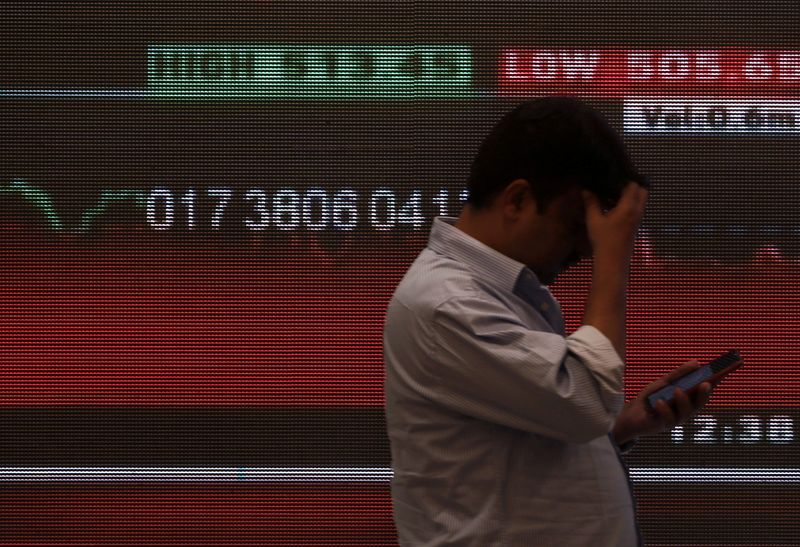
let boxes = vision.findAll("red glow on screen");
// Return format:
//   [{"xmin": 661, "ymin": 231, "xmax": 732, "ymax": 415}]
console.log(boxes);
[
  {"xmin": 3, "ymin": 241, "xmax": 797, "ymax": 406},
  {"xmin": 499, "ymin": 49, "xmax": 800, "ymax": 96}
]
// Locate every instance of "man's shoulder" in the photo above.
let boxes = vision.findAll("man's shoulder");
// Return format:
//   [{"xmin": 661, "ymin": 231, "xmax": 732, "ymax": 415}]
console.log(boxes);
[{"xmin": 391, "ymin": 248, "xmax": 485, "ymax": 315}]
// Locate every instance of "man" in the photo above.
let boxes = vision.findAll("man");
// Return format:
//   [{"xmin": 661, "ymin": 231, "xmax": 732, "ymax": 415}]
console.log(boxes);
[{"xmin": 383, "ymin": 96, "xmax": 715, "ymax": 546}]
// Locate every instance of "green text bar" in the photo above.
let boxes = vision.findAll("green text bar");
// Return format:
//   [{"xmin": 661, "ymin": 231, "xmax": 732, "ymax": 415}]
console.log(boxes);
[{"xmin": 147, "ymin": 45, "xmax": 473, "ymax": 98}]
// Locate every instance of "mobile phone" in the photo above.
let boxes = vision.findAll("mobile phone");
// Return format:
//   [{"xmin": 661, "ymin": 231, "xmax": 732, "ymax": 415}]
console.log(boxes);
[{"xmin": 645, "ymin": 350, "xmax": 744, "ymax": 413}]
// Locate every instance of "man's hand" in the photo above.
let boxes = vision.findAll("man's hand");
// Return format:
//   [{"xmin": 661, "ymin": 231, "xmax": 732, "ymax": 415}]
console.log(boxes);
[
  {"xmin": 582, "ymin": 180, "xmax": 649, "ymax": 262},
  {"xmin": 612, "ymin": 360, "xmax": 715, "ymax": 445},
  {"xmin": 581, "ymin": 181, "xmax": 649, "ymax": 362}
]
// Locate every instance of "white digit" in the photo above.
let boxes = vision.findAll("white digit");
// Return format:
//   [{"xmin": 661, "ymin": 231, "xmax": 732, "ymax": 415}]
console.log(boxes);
[
  {"xmin": 180, "ymin": 189, "xmax": 196, "ymax": 229},
  {"xmin": 207, "ymin": 188, "xmax": 233, "ymax": 230},
  {"xmin": 694, "ymin": 414, "xmax": 717, "ymax": 443},
  {"xmin": 370, "ymin": 189, "xmax": 396, "ymax": 231},
  {"xmin": 627, "ymin": 52, "xmax": 654, "ymax": 79},
  {"xmin": 739, "ymin": 415, "xmax": 762, "ymax": 443},
  {"xmin": 778, "ymin": 52, "xmax": 800, "ymax": 80},
  {"xmin": 274, "ymin": 189, "xmax": 300, "ymax": 230},
  {"xmin": 695, "ymin": 51, "xmax": 721, "ymax": 80},
  {"xmin": 658, "ymin": 51, "xmax": 690, "ymax": 80},
  {"xmin": 398, "ymin": 190, "xmax": 423, "ymax": 229},
  {"xmin": 767, "ymin": 415, "xmax": 794, "ymax": 444},
  {"xmin": 146, "ymin": 188, "xmax": 174, "ymax": 230},
  {"xmin": 671, "ymin": 424, "xmax": 685, "ymax": 443},
  {"xmin": 244, "ymin": 189, "xmax": 269, "ymax": 230},
  {"xmin": 332, "ymin": 189, "xmax": 358, "ymax": 230},
  {"xmin": 302, "ymin": 188, "xmax": 330, "ymax": 231},
  {"xmin": 744, "ymin": 53, "xmax": 773, "ymax": 80},
  {"xmin": 432, "ymin": 189, "xmax": 448, "ymax": 217}
]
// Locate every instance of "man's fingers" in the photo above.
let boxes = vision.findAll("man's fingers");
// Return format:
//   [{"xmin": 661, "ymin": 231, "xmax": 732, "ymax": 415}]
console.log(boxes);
[
  {"xmin": 656, "ymin": 399, "xmax": 676, "ymax": 429},
  {"xmin": 621, "ymin": 181, "xmax": 649, "ymax": 211},
  {"xmin": 671, "ymin": 382, "xmax": 715, "ymax": 429},
  {"xmin": 581, "ymin": 190, "xmax": 601, "ymax": 216},
  {"xmin": 642, "ymin": 360, "xmax": 701, "ymax": 398},
  {"xmin": 674, "ymin": 388, "xmax": 694, "ymax": 422},
  {"xmin": 648, "ymin": 369, "xmax": 716, "ymax": 433},
  {"xmin": 612, "ymin": 182, "xmax": 638, "ymax": 213},
  {"xmin": 636, "ymin": 185, "xmax": 649, "ymax": 211},
  {"xmin": 694, "ymin": 382, "xmax": 714, "ymax": 409}
]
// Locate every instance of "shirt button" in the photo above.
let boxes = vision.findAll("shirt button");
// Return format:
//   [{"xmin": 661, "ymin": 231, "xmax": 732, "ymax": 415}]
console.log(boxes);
[{"xmin": 540, "ymin": 302, "xmax": 550, "ymax": 312}]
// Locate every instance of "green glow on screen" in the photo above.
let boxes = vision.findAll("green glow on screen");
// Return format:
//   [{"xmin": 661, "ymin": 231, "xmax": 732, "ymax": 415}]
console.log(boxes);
[
  {"xmin": 1, "ymin": 179, "xmax": 63, "ymax": 231},
  {"xmin": 0, "ymin": 179, "xmax": 146, "ymax": 233},
  {"xmin": 76, "ymin": 189, "xmax": 146, "ymax": 233},
  {"xmin": 147, "ymin": 45, "xmax": 473, "ymax": 98}
]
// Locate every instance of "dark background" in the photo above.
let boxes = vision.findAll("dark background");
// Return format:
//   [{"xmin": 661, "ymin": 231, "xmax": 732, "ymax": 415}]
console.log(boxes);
[{"xmin": 1, "ymin": 2, "xmax": 798, "ymax": 545}]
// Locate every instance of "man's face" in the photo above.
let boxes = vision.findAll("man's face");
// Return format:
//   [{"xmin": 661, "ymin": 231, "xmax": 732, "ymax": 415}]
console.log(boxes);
[{"xmin": 515, "ymin": 186, "xmax": 592, "ymax": 285}]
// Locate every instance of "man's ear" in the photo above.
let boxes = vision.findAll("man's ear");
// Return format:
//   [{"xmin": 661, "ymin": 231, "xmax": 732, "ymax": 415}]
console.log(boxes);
[{"xmin": 503, "ymin": 178, "xmax": 533, "ymax": 214}]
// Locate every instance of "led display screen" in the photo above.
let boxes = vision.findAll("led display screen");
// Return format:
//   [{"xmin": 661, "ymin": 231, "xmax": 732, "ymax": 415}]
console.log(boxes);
[{"xmin": 1, "ymin": 2, "xmax": 798, "ymax": 545}]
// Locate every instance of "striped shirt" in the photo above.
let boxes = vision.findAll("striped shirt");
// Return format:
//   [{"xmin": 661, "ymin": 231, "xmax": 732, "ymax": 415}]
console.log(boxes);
[{"xmin": 383, "ymin": 216, "xmax": 642, "ymax": 546}]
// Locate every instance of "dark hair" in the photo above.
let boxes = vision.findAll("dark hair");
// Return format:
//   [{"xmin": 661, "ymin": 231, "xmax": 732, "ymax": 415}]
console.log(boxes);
[{"xmin": 466, "ymin": 96, "xmax": 647, "ymax": 213}]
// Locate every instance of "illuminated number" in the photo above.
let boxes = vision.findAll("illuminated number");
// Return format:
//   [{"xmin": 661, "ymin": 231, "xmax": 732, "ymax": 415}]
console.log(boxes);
[
  {"xmin": 670, "ymin": 424, "xmax": 685, "ymax": 443},
  {"xmin": 244, "ymin": 188, "xmax": 269, "ymax": 230},
  {"xmin": 370, "ymin": 189, "xmax": 396, "ymax": 230},
  {"xmin": 348, "ymin": 52, "xmax": 374, "ymax": 80},
  {"xmin": 207, "ymin": 188, "xmax": 233, "ymax": 230},
  {"xmin": 767, "ymin": 415, "xmax": 794, "ymax": 444},
  {"xmin": 283, "ymin": 52, "xmax": 307, "ymax": 79},
  {"xmin": 658, "ymin": 51, "xmax": 690, "ymax": 80},
  {"xmin": 180, "ymin": 189, "xmax": 196, "ymax": 229},
  {"xmin": 398, "ymin": 190, "xmax": 424, "ymax": 229},
  {"xmin": 397, "ymin": 52, "xmax": 423, "ymax": 80},
  {"xmin": 432, "ymin": 189, "xmax": 448, "ymax": 217},
  {"xmin": 369, "ymin": 189, "xmax": 423, "ymax": 231},
  {"xmin": 322, "ymin": 52, "xmax": 337, "ymax": 80},
  {"xmin": 146, "ymin": 188, "xmax": 174, "ymax": 230},
  {"xmin": 431, "ymin": 53, "xmax": 459, "ymax": 78},
  {"xmin": 332, "ymin": 189, "xmax": 358, "ymax": 230},
  {"xmin": 694, "ymin": 414, "xmax": 716, "ymax": 443},
  {"xmin": 274, "ymin": 189, "xmax": 300, "ymax": 230},
  {"xmin": 721, "ymin": 425, "xmax": 735, "ymax": 443},
  {"xmin": 459, "ymin": 188, "xmax": 469, "ymax": 203},
  {"xmin": 744, "ymin": 53, "xmax": 773, "ymax": 80},
  {"xmin": 740, "ymin": 415, "xmax": 762, "ymax": 443},
  {"xmin": 201, "ymin": 52, "xmax": 224, "ymax": 80},
  {"xmin": 302, "ymin": 188, "xmax": 330, "ymax": 230}
]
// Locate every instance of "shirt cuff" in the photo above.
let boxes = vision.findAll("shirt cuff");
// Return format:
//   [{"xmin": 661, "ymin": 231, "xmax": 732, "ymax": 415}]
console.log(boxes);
[{"xmin": 566, "ymin": 324, "xmax": 626, "ymax": 415}]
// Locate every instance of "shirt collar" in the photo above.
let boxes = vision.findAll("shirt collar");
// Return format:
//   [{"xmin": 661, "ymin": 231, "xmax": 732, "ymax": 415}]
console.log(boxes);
[{"xmin": 427, "ymin": 216, "xmax": 541, "ymax": 294}]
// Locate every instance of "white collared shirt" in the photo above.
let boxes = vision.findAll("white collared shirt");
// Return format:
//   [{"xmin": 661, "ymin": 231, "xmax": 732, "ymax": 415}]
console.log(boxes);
[{"xmin": 383, "ymin": 216, "xmax": 642, "ymax": 546}]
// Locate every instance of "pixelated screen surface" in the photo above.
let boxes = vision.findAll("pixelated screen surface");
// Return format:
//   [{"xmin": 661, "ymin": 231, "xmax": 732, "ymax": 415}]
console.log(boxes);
[{"xmin": 1, "ymin": 2, "xmax": 798, "ymax": 545}]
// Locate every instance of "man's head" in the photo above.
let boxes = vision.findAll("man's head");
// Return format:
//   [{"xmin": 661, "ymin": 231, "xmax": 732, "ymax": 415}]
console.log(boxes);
[{"xmin": 455, "ymin": 96, "xmax": 646, "ymax": 285}]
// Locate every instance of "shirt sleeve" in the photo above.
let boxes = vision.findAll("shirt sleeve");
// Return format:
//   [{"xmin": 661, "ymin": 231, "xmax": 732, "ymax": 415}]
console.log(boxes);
[{"xmin": 407, "ymin": 290, "xmax": 626, "ymax": 443}]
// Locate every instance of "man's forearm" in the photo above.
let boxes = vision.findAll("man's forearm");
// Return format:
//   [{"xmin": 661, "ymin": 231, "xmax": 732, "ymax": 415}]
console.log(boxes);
[
  {"xmin": 585, "ymin": 253, "xmax": 636, "ymax": 448},
  {"xmin": 582, "ymin": 254, "xmax": 629, "ymax": 362}
]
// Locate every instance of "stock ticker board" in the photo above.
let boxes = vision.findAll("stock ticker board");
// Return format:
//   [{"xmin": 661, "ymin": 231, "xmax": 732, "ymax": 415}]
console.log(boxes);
[{"xmin": 1, "ymin": 2, "xmax": 799, "ymax": 546}]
